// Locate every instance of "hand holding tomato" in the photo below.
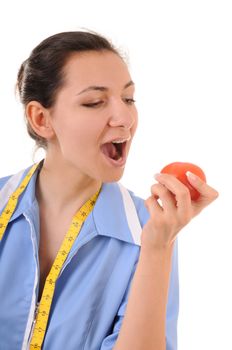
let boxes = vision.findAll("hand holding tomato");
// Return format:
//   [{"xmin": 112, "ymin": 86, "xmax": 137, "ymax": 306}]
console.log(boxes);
[
  {"xmin": 141, "ymin": 162, "xmax": 219, "ymax": 251},
  {"xmin": 160, "ymin": 162, "xmax": 206, "ymax": 201}
]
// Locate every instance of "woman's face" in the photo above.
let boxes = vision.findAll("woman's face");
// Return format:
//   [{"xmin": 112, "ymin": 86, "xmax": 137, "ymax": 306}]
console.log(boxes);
[{"xmin": 47, "ymin": 50, "xmax": 138, "ymax": 182}]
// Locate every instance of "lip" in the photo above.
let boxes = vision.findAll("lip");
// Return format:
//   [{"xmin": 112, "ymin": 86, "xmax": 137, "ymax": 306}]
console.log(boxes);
[{"xmin": 103, "ymin": 136, "xmax": 131, "ymax": 144}]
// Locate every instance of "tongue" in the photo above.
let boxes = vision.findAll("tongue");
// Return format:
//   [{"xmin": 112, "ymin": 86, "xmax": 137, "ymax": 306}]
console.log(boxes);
[{"xmin": 101, "ymin": 143, "xmax": 118, "ymax": 159}]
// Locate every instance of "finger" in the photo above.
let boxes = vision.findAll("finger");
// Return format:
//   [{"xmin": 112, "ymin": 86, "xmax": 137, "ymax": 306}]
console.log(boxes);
[
  {"xmin": 186, "ymin": 171, "xmax": 219, "ymax": 211},
  {"xmin": 150, "ymin": 183, "xmax": 177, "ymax": 211},
  {"xmin": 145, "ymin": 194, "xmax": 163, "ymax": 216},
  {"xmin": 154, "ymin": 173, "xmax": 192, "ymax": 217}
]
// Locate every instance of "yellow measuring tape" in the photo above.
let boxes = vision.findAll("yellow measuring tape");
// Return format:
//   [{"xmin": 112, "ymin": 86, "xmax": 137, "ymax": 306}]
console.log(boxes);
[
  {"xmin": 0, "ymin": 162, "xmax": 101, "ymax": 349},
  {"xmin": 0, "ymin": 163, "xmax": 38, "ymax": 240}
]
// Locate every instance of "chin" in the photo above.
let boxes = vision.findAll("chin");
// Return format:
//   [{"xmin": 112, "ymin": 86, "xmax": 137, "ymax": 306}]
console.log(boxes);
[{"xmin": 100, "ymin": 168, "xmax": 125, "ymax": 183}]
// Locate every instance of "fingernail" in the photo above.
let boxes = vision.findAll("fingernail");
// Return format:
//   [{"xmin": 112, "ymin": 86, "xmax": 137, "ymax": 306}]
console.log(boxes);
[{"xmin": 186, "ymin": 171, "xmax": 196, "ymax": 180}]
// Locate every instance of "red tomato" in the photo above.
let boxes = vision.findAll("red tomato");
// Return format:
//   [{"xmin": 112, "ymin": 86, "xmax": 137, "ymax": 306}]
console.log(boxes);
[{"xmin": 160, "ymin": 162, "xmax": 206, "ymax": 201}]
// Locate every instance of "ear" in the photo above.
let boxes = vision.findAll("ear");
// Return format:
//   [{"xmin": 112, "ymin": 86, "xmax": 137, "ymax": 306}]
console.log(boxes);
[{"xmin": 26, "ymin": 101, "xmax": 55, "ymax": 140}]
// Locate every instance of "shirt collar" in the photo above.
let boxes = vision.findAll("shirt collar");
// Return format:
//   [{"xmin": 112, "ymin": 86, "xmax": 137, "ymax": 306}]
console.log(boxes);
[
  {"xmin": 92, "ymin": 182, "xmax": 142, "ymax": 245},
  {"xmin": 1, "ymin": 163, "xmax": 143, "ymax": 246}
]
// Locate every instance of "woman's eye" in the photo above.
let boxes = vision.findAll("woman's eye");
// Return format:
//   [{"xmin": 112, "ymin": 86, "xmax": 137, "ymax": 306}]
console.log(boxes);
[
  {"xmin": 124, "ymin": 98, "xmax": 136, "ymax": 105},
  {"xmin": 82, "ymin": 98, "xmax": 136, "ymax": 108},
  {"xmin": 82, "ymin": 101, "xmax": 103, "ymax": 108}
]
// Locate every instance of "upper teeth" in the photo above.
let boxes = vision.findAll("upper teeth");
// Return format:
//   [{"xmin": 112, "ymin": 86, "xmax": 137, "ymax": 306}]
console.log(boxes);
[{"xmin": 112, "ymin": 137, "xmax": 130, "ymax": 144}]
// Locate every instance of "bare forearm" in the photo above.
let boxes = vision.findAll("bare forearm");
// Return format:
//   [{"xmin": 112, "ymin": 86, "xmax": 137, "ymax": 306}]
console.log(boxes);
[{"xmin": 113, "ymin": 245, "xmax": 174, "ymax": 350}]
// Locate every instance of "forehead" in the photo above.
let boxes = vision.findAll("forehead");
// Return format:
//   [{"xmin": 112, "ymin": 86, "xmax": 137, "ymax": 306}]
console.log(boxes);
[{"xmin": 62, "ymin": 51, "xmax": 132, "ymax": 89}]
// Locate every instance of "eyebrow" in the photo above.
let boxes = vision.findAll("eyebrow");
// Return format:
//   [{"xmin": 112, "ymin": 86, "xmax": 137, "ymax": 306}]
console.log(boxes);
[{"xmin": 76, "ymin": 80, "xmax": 134, "ymax": 95}]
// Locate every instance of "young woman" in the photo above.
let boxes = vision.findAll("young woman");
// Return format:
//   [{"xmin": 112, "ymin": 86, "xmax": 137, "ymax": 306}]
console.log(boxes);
[{"xmin": 0, "ymin": 31, "xmax": 218, "ymax": 350}]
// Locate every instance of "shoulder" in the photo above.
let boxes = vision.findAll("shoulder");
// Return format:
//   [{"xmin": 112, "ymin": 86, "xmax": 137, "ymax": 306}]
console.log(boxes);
[
  {"xmin": 0, "ymin": 165, "xmax": 32, "ymax": 195},
  {"xmin": 0, "ymin": 175, "xmax": 12, "ymax": 191}
]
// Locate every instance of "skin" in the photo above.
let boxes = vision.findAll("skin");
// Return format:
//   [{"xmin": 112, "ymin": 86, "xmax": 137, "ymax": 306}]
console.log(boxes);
[
  {"xmin": 26, "ymin": 50, "xmax": 219, "ymax": 349},
  {"xmin": 27, "ymin": 51, "xmax": 138, "ymax": 214}
]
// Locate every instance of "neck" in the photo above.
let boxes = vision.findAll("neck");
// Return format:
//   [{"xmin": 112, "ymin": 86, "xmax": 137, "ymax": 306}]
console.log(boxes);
[{"xmin": 36, "ymin": 156, "xmax": 102, "ymax": 215}]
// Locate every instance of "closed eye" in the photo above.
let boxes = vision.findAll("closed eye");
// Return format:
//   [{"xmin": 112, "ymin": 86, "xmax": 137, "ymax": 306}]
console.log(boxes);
[
  {"xmin": 124, "ymin": 98, "xmax": 136, "ymax": 105},
  {"xmin": 82, "ymin": 98, "xmax": 136, "ymax": 108},
  {"xmin": 82, "ymin": 101, "xmax": 104, "ymax": 108}
]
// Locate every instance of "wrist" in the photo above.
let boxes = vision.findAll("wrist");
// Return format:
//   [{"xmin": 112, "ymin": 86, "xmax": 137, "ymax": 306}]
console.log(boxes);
[
  {"xmin": 138, "ymin": 242, "xmax": 174, "ymax": 277},
  {"xmin": 140, "ymin": 238, "xmax": 175, "ymax": 259}
]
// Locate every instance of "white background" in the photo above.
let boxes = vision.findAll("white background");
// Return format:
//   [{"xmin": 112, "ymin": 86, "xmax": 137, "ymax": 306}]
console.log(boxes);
[{"xmin": 0, "ymin": 1, "xmax": 231, "ymax": 348}]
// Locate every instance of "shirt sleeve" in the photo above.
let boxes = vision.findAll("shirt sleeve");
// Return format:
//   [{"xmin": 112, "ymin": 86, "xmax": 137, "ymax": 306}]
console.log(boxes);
[{"xmin": 100, "ymin": 240, "xmax": 179, "ymax": 350}]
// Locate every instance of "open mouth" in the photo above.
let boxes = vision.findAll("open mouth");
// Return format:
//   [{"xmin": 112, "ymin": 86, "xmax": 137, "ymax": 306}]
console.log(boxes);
[{"xmin": 100, "ymin": 141, "xmax": 127, "ymax": 162}]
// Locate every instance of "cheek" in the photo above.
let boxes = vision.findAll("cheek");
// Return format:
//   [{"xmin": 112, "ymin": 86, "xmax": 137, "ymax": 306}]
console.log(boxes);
[{"xmin": 55, "ymin": 117, "xmax": 103, "ymax": 153}]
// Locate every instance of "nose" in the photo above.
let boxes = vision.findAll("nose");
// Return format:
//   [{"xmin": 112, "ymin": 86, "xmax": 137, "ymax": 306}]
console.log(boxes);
[{"xmin": 108, "ymin": 99, "xmax": 137, "ymax": 130}]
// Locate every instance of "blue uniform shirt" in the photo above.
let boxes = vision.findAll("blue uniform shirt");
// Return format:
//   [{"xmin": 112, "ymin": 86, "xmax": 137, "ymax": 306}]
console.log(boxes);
[{"xmin": 0, "ymin": 164, "xmax": 179, "ymax": 350}]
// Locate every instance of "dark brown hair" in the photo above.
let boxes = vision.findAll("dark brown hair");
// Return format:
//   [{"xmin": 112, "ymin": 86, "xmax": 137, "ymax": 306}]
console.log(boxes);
[{"xmin": 16, "ymin": 31, "xmax": 122, "ymax": 150}]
